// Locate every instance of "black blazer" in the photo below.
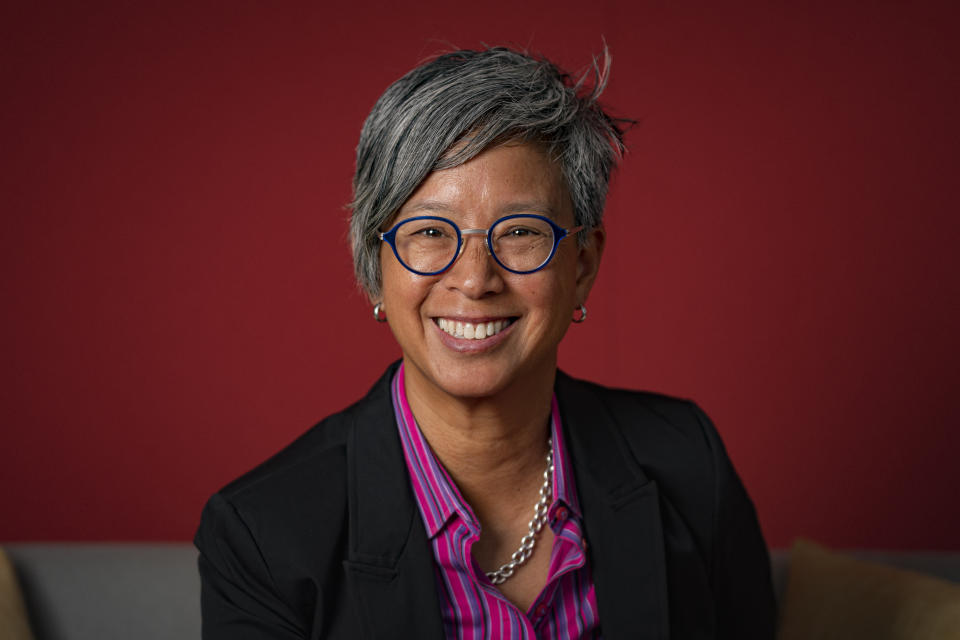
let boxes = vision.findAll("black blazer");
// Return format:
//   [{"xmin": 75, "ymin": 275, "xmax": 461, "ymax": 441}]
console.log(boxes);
[{"xmin": 195, "ymin": 363, "xmax": 776, "ymax": 639}]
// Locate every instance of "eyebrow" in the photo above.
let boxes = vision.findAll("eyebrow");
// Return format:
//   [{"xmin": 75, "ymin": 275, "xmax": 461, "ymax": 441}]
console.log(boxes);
[{"xmin": 403, "ymin": 200, "xmax": 457, "ymax": 214}]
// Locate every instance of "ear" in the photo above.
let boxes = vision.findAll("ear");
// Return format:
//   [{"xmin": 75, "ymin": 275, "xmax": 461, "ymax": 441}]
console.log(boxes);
[{"xmin": 575, "ymin": 225, "xmax": 605, "ymax": 305}]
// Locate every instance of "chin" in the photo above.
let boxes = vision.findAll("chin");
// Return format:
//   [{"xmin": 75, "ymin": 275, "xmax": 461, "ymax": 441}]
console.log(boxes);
[{"xmin": 429, "ymin": 363, "xmax": 515, "ymax": 399}]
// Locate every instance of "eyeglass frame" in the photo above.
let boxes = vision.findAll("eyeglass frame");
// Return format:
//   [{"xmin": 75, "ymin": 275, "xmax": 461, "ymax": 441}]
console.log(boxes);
[{"xmin": 378, "ymin": 214, "xmax": 584, "ymax": 276}]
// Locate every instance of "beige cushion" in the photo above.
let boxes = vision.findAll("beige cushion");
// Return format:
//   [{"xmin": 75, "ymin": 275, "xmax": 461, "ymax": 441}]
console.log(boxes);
[
  {"xmin": 777, "ymin": 538, "xmax": 960, "ymax": 640},
  {"xmin": 0, "ymin": 547, "xmax": 35, "ymax": 640}
]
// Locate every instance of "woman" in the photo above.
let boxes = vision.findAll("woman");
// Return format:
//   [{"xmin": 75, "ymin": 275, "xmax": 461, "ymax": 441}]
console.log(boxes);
[{"xmin": 196, "ymin": 46, "xmax": 776, "ymax": 639}]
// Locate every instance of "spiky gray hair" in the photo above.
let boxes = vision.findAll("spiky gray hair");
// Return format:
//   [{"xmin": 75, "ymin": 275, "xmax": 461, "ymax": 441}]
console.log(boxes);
[{"xmin": 349, "ymin": 46, "xmax": 628, "ymax": 298}]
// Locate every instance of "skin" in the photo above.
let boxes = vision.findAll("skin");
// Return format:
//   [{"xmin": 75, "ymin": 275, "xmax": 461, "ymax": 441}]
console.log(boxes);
[{"xmin": 376, "ymin": 141, "xmax": 605, "ymax": 612}]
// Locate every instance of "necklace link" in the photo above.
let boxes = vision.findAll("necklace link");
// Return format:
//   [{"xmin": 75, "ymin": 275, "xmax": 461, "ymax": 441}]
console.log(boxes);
[{"xmin": 486, "ymin": 439, "xmax": 554, "ymax": 585}]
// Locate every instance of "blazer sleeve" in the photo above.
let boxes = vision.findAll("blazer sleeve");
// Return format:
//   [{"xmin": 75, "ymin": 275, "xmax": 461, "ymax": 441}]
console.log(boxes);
[
  {"xmin": 195, "ymin": 493, "xmax": 308, "ymax": 640},
  {"xmin": 693, "ymin": 404, "xmax": 778, "ymax": 640}
]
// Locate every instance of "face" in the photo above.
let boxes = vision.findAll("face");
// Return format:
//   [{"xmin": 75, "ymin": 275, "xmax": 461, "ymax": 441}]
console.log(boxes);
[{"xmin": 378, "ymin": 142, "xmax": 604, "ymax": 401}]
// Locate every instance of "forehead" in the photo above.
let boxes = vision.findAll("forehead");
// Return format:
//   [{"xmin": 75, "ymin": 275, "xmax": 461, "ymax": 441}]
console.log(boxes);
[{"xmin": 395, "ymin": 142, "xmax": 573, "ymax": 224}]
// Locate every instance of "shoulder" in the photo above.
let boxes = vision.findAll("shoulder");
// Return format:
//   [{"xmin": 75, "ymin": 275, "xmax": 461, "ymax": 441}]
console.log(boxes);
[
  {"xmin": 560, "ymin": 371, "xmax": 776, "ymax": 634},
  {"xmin": 555, "ymin": 369, "xmax": 723, "ymax": 453},
  {"xmin": 212, "ymin": 363, "xmax": 398, "ymax": 507},
  {"xmin": 215, "ymin": 401, "xmax": 353, "ymax": 508},
  {"xmin": 554, "ymin": 370, "xmax": 738, "ymax": 532},
  {"xmin": 211, "ymin": 393, "xmax": 354, "ymax": 522},
  {"xmin": 195, "ymin": 364, "xmax": 398, "ymax": 590}
]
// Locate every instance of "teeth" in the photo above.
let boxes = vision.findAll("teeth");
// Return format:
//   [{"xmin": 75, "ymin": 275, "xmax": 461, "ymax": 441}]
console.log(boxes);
[{"xmin": 436, "ymin": 318, "xmax": 511, "ymax": 340}]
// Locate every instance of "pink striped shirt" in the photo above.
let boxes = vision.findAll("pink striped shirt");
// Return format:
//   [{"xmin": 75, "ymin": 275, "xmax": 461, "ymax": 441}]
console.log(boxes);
[{"xmin": 391, "ymin": 364, "xmax": 601, "ymax": 639}]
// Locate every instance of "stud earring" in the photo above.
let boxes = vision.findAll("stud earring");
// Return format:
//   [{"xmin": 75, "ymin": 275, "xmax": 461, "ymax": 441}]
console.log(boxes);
[{"xmin": 373, "ymin": 302, "xmax": 387, "ymax": 322}]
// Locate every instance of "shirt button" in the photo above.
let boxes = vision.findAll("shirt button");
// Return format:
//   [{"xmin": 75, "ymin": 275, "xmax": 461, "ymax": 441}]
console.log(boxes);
[
  {"xmin": 534, "ymin": 603, "xmax": 549, "ymax": 619},
  {"xmin": 555, "ymin": 506, "xmax": 569, "ymax": 521}
]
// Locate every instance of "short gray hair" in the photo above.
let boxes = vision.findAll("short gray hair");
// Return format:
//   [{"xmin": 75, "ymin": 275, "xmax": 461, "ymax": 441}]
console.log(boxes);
[{"xmin": 349, "ymin": 46, "xmax": 629, "ymax": 298}]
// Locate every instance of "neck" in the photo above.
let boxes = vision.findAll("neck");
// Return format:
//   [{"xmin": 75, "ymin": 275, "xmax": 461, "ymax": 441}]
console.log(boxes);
[{"xmin": 401, "ymin": 359, "xmax": 555, "ymax": 524}]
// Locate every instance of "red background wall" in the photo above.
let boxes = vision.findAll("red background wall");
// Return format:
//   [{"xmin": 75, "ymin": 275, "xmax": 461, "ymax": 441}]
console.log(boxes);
[{"xmin": 2, "ymin": 1, "xmax": 957, "ymax": 548}]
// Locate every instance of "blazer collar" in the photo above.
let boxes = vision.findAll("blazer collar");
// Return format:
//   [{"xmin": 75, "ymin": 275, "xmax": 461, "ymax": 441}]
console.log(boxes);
[{"xmin": 556, "ymin": 370, "xmax": 670, "ymax": 640}]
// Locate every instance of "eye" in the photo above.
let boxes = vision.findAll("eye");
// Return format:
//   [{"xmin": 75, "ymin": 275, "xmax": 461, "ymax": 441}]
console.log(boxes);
[
  {"xmin": 497, "ymin": 225, "xmax": 545, "ymax": 240},
  {"xmin": 399, "ymin": 221, "xmax": 456, "ymax": 240}
]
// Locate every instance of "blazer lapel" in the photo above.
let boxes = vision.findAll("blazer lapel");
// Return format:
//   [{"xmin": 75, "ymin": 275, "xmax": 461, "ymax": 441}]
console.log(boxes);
[
  {"xmin": 342, "ymin": 366, "xmax": 444, "ymax": 640},
  {"xmin": 556, "ymin": 371, "xmax": 670, "ymax": 640}
]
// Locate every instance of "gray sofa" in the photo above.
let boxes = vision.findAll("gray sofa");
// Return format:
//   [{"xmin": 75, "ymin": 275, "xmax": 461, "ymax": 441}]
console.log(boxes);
[
  {"xmin": 5, "ymin": 544, "xmax": 960, "ymax": 640},
  {"xmin": 7, "ymin": 545, "xmax": 199, "ymax": 640}
]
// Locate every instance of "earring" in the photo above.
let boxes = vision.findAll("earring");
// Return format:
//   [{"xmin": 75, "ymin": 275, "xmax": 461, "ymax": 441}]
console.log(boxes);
[
  {"xmin": 572, "ymin": 304, "xmax": 587, "ymax": 323},
  {"xmin": 373, "ymin": 302, "xmax": 387, "ymax": 322}
]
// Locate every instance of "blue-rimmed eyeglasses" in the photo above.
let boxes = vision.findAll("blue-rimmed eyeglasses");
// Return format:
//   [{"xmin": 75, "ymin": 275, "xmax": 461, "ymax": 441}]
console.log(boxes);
[{"xmin": 379, "ymin": 214, "xmax": 583, "ymax": 275}]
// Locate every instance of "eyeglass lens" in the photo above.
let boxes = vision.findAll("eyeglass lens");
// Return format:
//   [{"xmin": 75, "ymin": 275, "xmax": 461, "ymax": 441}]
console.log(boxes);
[{"xmin": 393, "ymin": 216, "xmax": 557, "ymax": 273}]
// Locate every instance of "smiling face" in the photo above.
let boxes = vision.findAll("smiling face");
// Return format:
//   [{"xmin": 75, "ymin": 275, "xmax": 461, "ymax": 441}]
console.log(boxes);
[{"xmin": 378, "ymin": 142, "xmax": 604, "ymax": 403}]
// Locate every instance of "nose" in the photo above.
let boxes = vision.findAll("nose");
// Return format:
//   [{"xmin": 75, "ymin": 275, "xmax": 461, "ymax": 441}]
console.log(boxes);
[{"xmin": 442, "ymin": 231, "xmax": 504, "ymax": 298}]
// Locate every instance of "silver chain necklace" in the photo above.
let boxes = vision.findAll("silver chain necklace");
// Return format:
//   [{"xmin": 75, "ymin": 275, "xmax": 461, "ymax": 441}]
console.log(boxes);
[{"xmin": 485, "ymin": 438, "xmax": 554, "ymax": 585}]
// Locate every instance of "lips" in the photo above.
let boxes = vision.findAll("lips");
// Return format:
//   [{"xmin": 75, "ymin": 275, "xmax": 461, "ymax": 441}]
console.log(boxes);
[{"xmin": 435, "ymin": 317, "xmax": 515, "ymax": 340}]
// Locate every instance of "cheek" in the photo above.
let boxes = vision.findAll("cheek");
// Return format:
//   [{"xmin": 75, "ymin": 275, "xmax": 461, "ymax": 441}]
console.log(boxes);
[
  {"xmin": 380, "ymin": 260, "xmax": 433, "ymax": 321},
  {"xmin": 518, "ymin": 273, "xmax": 577, "ymax": 316},
  {"xmin": 379, "ymin": 252, "xmax": 406, "ymax": 301}
]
